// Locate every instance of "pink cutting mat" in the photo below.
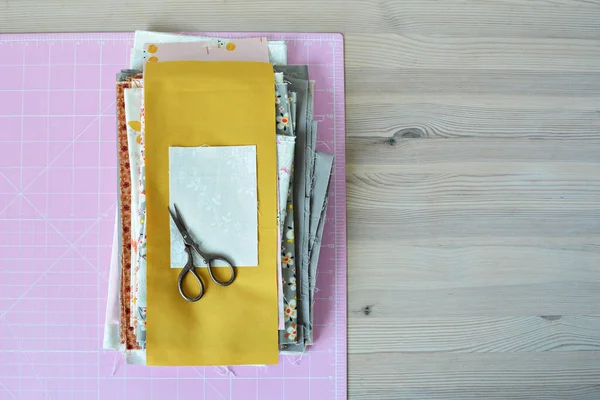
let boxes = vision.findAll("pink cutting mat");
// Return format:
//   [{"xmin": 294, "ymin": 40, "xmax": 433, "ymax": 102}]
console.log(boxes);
[{"xmin": 0, "ymin": 32, "xmax": 346, "ymax": 400}]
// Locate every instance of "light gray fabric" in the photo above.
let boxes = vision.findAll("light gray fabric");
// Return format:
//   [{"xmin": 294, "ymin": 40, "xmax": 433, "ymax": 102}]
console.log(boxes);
[
  {"xmin": 305, "ymin": 195, "xmax": 330, "ymax": 345},
  {"xmin": 275, "ymin": 66, "xmax": 331, "ymax": 349},
  {"xmin": 305, "ymin": 151, "xmax": 334, "ymax": 344},
  {"xmin": 278, "ymin": 176, "xmax": 298, "ymax": 345},
  {"xmin": 301, "ymin": 89, "xmax": 319, "ymax": 344},
  {"xmin": 307, "ymin": 80, "xmax": 315, "ymax": 127},
  {"xmin": 275, "ymin": 79, "xmax": 298, "ymax": 345},
  {"xmin": 309, "ymin": 152, "xmax": 334, "ymax": 250},
  {"xmin": 306, "ymin": 119, "xmax": 318, "ymax": 210},
  {"xmin": 275, "ymin": 79, "xmax": 294, "ymax": 136},
  {"xmin": 305, "ymin": 83, "xmax": 317, "ymax": 199},
  {"xmin": 286, "ymin": 76, "xmax": 310, "ymax": 346},
  {"xmin": 279, "ymin": 341, "xmax": 306, "ymax": 354},
  {"xmin": 289, "ymin": 92, "xmax": 297, "ymax": 130},
  {"xmin": 273, "ymin": 65, "xmax": 309, "ymax": 80}
]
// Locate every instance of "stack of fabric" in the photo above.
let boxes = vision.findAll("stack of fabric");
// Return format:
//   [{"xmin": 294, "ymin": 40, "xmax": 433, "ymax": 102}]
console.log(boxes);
[{"xmin": 103, "ymin": 31, "xmax": 334, "ymax": 366}]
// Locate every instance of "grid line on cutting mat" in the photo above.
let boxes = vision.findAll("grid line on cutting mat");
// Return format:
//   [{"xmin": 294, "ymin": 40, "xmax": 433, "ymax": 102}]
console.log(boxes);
[{"xmin": 0, "ymin": 32, "xmax": 346, "ymax": 400}]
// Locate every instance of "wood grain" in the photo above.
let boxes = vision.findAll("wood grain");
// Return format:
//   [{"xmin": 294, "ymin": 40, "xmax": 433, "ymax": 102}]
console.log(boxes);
[
  {"xmin": 348, "ymin": 386, "xmax": 600, "ymax": 400},
  {"xmin": 350, "ymin": 352, "xmax": 600, "ymax": 399},
  {"xmin": 347, "ymin": 138, "xmax": 600, "ymax": 164},
  {"xmin": 350, "ymin": 315, "xmax": 600, "ymax": 353},
  {"xmin": 346, "ymin": 99, "xmax": 600, "ymax": 139},
  {"xmin": 349, "ymin": 243, "xmax": 600, "ymax": 289},
  {"xmin": 3, "ymin": 1, "xmax": 600, "ymax": 398},
  {"xmin": 350, "ymin": 351, "xmax": 600, "ymax": 384},
  {"xmin": 2, "ymin": 0, "xmax": 600, "ymax": 39}
]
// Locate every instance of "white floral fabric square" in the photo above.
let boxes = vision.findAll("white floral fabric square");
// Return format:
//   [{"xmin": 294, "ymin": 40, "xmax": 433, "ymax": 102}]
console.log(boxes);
[{"xmin": 169, "ymin": 146, "xmax": 258, "ymax": 268}]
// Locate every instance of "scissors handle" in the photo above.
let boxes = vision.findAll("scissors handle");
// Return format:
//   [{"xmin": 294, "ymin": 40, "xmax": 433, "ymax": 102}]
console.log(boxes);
[
  {"xmin": 206, "ymin": 255, "xmax": 236, "ymax": 287},
  {"xmin": 178, "ymin": 247, "xmax": 205, "ymax": 302}
]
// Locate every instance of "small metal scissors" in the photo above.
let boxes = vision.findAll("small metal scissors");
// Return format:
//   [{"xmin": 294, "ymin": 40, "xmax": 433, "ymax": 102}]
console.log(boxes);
[{"xmin": 168, "ymin": 203, "xmax": 236, "ymax": 302}]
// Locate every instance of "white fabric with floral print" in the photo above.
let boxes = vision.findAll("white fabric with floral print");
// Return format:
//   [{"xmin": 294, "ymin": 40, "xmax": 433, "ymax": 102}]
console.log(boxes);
[{"xmin": 169, "ymin": 146, "xmax": 259, "ymax": 268}]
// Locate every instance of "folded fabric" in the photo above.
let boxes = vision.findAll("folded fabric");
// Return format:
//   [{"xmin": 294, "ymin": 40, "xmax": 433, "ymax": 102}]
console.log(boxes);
[
  {"xmin": 126, "ymin": 350, "xmax": 146, "ymax": 365},
  {"xmin": 135, "ymin": 99, "xmax": 148, "ymax": 347},
  {"xmin": 274, "ymin": 65, "xmax": 309, "ymax": 81},
  {"xmin": 309, "ymin": 151, "xmax": 334, "ymax": 247},
  {"xmin": 276, "ymin": 136, "xmax": 295, "ymax": 239},
  {"xmin": 306, "ymin": 151, "xmax": 334, "ymax": 344},
  {"xmin": 130, "ymin": 91, "xmax": 292, "ymax": 349},
  {"xmin": 169, "ymin": 146, "xmax": 259, "ymax": 268},
  {"xmin": 105, "ymin": 39, "xmax": 340, "ymax": 360},
  {"xmin": 275, "ymin": 74, "xmax": 293, "ymax": 137},
  {"xmin": 307, "ymin": 120, "xmax": 319, "ymax": 247},
  {"xmin": 307, "ymin": 80, "xmax": 315, "ymax": 131},
  {"xmin": 143, "ymin": 38, "xmax": 269, "ymax": 64},
  {"xmin": 116, "ymin": 72, "xmax": 142, "ymax": 350},
  {"xmin": 123, "ymin": 38, "xmax": 283, "ymax": 346},
  {"xmin": 279, "ymin": 341, "xmax": 305, "ymax": 354},
  {"xmin": 103, "ymin": 322, "xmax": 120, "ymax": 351},
  {"xmin": 124, "ymin": 87, "xmax": 143, "ymax": 330},
  {"xmin": 139, "ymin": 40, "xmax": 285, "ymax": 329},
  {"xmin": 276, "ymin": 135, "xmax": 296, "ymax": 332},
  {"xmin": 274, "ymin": 76, "xmax": 296, "ymax": 330},
  {"xmin": 279, "ymin": 171, "xmax": 299, "ymax": 345},
  {"xmin": 274, "ymin": 66, "xmax": 329, "ymax": 351},
  {"xmin": 130, "ymin": 31, "xmax": 287, "ymax": 69},
  {"xmin": 306, "ymin": 84, "xmax": 317, "ymax": 198},
  {"xmin": 104, "ymin": 209, "xmax": 120, "ymax": 325},
  {"xmin": 289, "ymin": 92, "xmax": 297, "ymax": 130},
  {"xmin": 144, "ymin": 61, "xmax": 279, "ymax": 366},
  {"xmin": 286, "ymin": 77, "xmax": 310, "ymax": 346},
  {"xmin": 102, "ymin": 211, "xmax": 121, "ymax": 350}
]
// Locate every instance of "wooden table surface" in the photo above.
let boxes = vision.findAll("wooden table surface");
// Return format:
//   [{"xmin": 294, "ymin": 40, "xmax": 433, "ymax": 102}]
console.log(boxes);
[{"xmin": 3, "ymin": 1, "xmax": 600, "ymax": 398}]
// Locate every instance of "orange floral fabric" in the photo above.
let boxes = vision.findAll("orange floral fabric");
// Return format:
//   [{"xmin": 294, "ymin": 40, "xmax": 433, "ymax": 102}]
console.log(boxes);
[{"xmin": 117, "ymin": 77, "xmax": 142, "ymax": 351}]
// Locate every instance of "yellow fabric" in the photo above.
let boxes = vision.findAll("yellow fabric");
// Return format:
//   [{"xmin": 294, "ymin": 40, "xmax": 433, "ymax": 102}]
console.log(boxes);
[{"xmin": 144, "ymin": 61, "xmax": 279, "ymax": 366}]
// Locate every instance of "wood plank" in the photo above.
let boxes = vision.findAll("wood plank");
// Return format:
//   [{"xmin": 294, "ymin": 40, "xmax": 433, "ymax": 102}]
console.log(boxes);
[
  {"xmin": 347, "ymin": 139, "xmax": 600, "ymax": 240},
  {"xmin": 2, "ymin": 0, "xmax": 600, "ymax": 38},
  {"xmin": 348, "ymin": 282, "xmax": 600, "ymax": 318},
  {"xmin": 349, "ymin": 168, "xmax": 600, "ymax": 210},
  {"xmin": 345, "ymin": 34, "xmax": 600, "ymax": 72},
  {"xmin": 347, "ymin": 70, "xmax": 600, "ymax": 98},
  {"xmin": 349, "ymin": 352, "xmax": 600, "ymax": 397},
  {"xmin": 348, "ymin": 243, "xmax": 600, "ymax": 290},
  {"xmin": 347, "ymin": 138, "xmax": 600, "ymax": 165},
  {"xmin": 348, "ymin": 385, "xmax": 600, "ymax": 400},
  {"xmin": 346, "ymin": 137, "xmax": 600, "ymax": 318},
  {"xmin": 342, "ymin": 33, "xmax": 600, "ymax": 139},
  {"xmin": 349, "ymin": 315, "xmax": 600, "ymax": 353},
  {"xmin": 346, "ymin": 97, "xmax": 600, "ymax": 139}
]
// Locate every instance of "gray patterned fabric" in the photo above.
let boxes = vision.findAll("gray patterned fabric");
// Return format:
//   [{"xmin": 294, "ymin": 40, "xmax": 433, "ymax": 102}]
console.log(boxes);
[
  {"xmin": 275, "ymin": 66, "xmax": 334, "ymax": 351},
  {"xmin": 287, "ymin": 77, "xmax": 310, "ymax": 347},
  {"xmin": 279, "ymin": 174, "xmax": 299, "ymax": 345},
  {"xmin": 275, "ymin": 73, "xmax": 299, "ymax": 345},
  {"xmin": 306, "ymin": 151, "xmax": 334, "ymax": 344}
]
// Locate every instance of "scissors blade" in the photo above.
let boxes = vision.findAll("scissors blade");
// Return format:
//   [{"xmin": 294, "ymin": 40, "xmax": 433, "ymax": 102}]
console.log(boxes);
[{"xmin": 168, "ymin": 204, "xmax": 193, "ymax": 245}]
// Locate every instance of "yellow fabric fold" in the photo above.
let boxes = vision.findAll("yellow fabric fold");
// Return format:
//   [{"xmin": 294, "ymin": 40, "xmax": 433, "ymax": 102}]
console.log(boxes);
[{"xmin": 144, "ymin": 61, "xmax": 278, "ymax": 366}]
